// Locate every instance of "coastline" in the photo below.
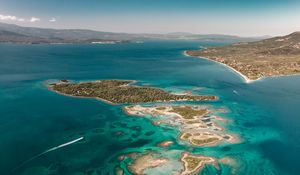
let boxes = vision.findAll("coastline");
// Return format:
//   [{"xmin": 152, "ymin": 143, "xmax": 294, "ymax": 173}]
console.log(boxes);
[
  {"xmin": 47, "ymin": 80, "xmax": 218, "ymax": 105},
  {"xmin": 183, "ymin": 51, "xmax": 254, "ymax": 83},
  {"xmin": 48, "ymin": 85, "xmax": 118, "ymax": 105},
  {"xmin": 47, "ymin": 81, "xmax": 239, "ymax": 174},
  {"xmin": 124, "ymin": 105, "xmax": 238, "ymax": 148},
  {"xmin": 180, "ymin": 152, "xmax": 216, "ymax": 175},
  {"xmin": 183, "ymin": 51, "xmax": 300, "ymax": 83}
]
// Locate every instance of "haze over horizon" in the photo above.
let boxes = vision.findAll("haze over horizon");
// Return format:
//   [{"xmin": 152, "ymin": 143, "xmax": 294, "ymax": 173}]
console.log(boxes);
[{"xmin": 1, "ymin": 0, "xmax": 300, "ymax": 37}]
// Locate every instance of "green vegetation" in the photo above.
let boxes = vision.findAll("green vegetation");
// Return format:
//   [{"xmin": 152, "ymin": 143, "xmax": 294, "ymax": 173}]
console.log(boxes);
[
  {"xmin": 183, "ymin": 156, "xmax": 210, "ymax": 171},
  {"xmin": 187, "ymin": 32, "xmax": 300, "ymax": 80},
  {"xmin": 50, "ymin": 80, "xmax": 217, "ymax": 104},
  {"xmin": 171, "ymin": 106, "xmax": 207, "ymax": 119},
  {"xmin": 191, "ymin": 137, "xmax": 219, "ymax": 146},
  {"xmin": 156, "ymin": 106, "xmax": 166, "ymax": 110},
  {"xmin": 185, "ymin": 121, "xmax": 200, "ymax": 124},
  {"xmin": 181, "ymin": 133, "xmax": 192, "ymax": 140}
]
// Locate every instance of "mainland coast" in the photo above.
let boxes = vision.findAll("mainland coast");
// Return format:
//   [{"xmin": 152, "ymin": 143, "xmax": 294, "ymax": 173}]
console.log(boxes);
[{"xmin": 184, "ymin": 32, "xmax": 300, "ymax": 83}]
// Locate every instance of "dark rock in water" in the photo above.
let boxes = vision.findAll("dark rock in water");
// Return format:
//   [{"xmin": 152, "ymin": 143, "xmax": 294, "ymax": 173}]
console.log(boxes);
[
  {"xmin": 60, "ymin": 79, "xmax": 69, "ymax": 83},
  {"xmin": 221, "ymin": 146, "xmax": 231, "ymax": 151},
  {"xmin": 207, "ymin": 123, "xmax": 213, "ymax": 126},
  {"xmin": 144, "ymin": 131, "xmax": 155, "ymax": 136},
  {"xmin": 223, "ymin": 135, "xmax": 230, "ymax": 140},
  {"xmin": 202, "ymin": 118, "xmax": 211, "ymax": 123}
]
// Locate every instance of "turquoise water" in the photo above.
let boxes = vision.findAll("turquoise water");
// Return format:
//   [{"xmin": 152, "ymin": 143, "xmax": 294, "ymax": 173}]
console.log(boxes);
[{"xmin": 0, "ymin": 41, "xmax": 299, "ymax": 175}]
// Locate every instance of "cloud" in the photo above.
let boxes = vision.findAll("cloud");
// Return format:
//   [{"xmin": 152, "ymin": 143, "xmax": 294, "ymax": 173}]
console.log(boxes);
[
  {"xmin": 29, "ymin": 17, "xmax": 40, "ymax": 23},
  {"xmin": 0, "ymin": 14, "xmax": 41, "ymax": 23},
  {"xmin": 49, "ymin": 17, "xmax": 56, "ymax": 22},
  {"xmin": 0, "ymin": 14, "xmax": 18, "ymax": 21}
]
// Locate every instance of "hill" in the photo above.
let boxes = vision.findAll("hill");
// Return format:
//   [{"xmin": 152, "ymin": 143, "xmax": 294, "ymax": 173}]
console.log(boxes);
[
  {"xmin": 0, "ymin": 22, "xmax": 133, "ymax": 44},
  {"xmin": 0, "ymin": 22, "xmax": 268, "ymax": 44},
  {"xmin": 186, "ymin": 32, "xmax": 300, "ymax": 81}
]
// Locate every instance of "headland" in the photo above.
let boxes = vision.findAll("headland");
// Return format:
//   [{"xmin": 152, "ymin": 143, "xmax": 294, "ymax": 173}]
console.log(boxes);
[{"xmin": 185, "ymin": 32, "xmax": 300, "ymax": 82}]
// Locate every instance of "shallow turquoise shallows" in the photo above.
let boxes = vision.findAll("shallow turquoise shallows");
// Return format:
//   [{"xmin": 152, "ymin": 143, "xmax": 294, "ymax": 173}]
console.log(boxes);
[{"xmin": 0, "ymin": 41, "xmax": 300, "ymax": 175}]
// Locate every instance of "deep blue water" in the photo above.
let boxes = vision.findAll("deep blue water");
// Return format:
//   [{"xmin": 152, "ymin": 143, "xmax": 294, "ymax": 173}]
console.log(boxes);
[{"xmin": 0, "ymin": 41, "xmax": 299, "ymax": 175}]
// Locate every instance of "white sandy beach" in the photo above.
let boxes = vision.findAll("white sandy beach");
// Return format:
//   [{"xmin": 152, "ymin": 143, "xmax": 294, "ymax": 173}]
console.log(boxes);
[
  {"xmin": 183, "ymin": 50, "xmax": 300, "ymax": 83},
  {"xmin": 183, "ymin": 51, "xmax": 254, "ymax": 83}
]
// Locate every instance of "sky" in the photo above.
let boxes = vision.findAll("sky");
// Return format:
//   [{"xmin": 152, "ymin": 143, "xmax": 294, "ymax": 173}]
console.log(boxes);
[{"xmin": 0, "ymin": 0, "xmax": 300, "ymax": 36}]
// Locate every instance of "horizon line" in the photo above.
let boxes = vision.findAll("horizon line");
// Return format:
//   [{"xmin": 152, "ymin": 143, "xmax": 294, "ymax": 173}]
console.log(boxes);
[{"xmin": 0, "ymin": 21, "xmax": 278, "ymax": 38}]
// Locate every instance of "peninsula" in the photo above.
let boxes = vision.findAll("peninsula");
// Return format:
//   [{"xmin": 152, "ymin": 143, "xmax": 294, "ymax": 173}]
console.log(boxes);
[
  {"xmin": 186, "ymin": 32, "xmax": 300, "ymax": 81},
  {"xmin": 49, "ymin": 80, "xmax": 217, "ymax": 104}
]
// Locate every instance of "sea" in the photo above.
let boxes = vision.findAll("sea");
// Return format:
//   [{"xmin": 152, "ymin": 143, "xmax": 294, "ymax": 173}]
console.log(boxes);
[{"xmin": 0, "ymin": 40, "xmax": 299, "ymax": 175}]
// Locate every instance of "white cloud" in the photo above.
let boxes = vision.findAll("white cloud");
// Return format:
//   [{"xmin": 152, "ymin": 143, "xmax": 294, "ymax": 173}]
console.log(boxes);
[
  {"xmin": 29, "ymin": 17, "xmax": 40, "ymax": 23},
  {"xmin": 0, "ymin": 14, "xmax": 18, "ymax": 21},
  {"xmin": 0, "ymin": 14, "xmax": 42, "ymax": 23},
  {"xmin": 49, "ymin": 17, "xmax": 56, "ymax": 22}
]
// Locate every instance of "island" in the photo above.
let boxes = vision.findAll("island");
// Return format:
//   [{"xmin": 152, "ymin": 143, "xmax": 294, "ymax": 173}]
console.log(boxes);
[
  {"xmin": 126, "ymin": 152, "xmax": 169, "ymax": 175},
  {"xmin": 48, "ymin": 80, "xmax": 239, "ymax": 174},
  {"xmin": 124, "ymin": 105, "xmax": 238, "ymax": 147},
  {"xmin": 157, "ymin": 140, "xmax": 174, "ymax": 147},
  {"xmin": 180, "ymin": 152, "xmax": 215, "ymax": 175},
  {"xmin": 49, "ymin": 80, "xmax": 217, "ymax": 104},
  {"xmin": 119, "ymin": 151, "xmax": 217, "ymax": 175},
  {"xmin": 186, "ymin": 32, "xmax": 300, "ymax": 82}
]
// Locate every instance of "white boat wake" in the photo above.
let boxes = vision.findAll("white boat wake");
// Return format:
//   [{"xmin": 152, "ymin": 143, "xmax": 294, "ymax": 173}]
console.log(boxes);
[
  {"xmin": 44, "ymin": 137, "xmax": 84, "ymax": 153},
  {"xmin": 10, "ymin": 137, "xmax": 84, "ymax": 174}
]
